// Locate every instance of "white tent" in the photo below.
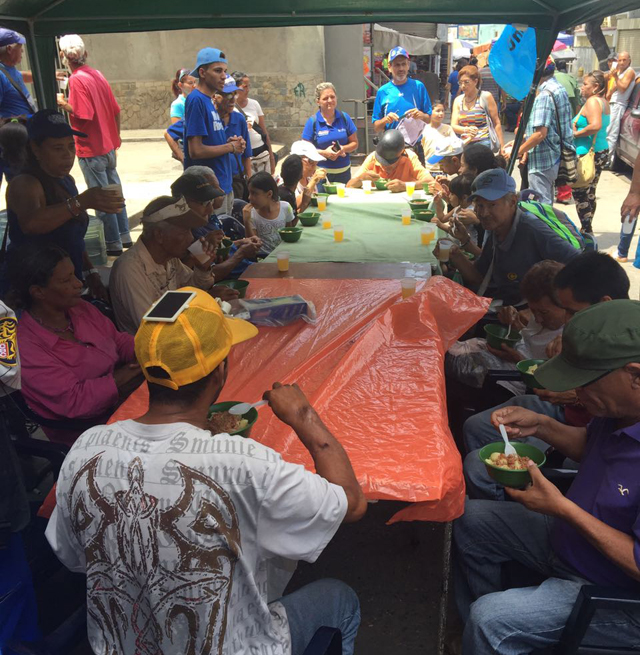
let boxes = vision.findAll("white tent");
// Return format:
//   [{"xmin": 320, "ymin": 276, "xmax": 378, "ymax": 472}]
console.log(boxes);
[{"xmin": 373, "ymin": 23, "xmax": 441, "ymax": 56}]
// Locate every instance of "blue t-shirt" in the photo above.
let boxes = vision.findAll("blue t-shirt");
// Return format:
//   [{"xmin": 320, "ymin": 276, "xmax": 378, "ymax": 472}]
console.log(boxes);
[
  {"xmin": 184, "ymin": 88, "xmax": 232, "ymax": 194},
  {"xmin": 448, "ymin": 71, "xmax": 459, "ymax": 101},
  {"xmin": 0, "ymin": 65, "xmax": 34, "ymax": 118},
  {"xmin": 372, "ymin": 78, "xmax": 432, "ymax": 130},
  {"xmin": 166, "ymin": 119, "xmax": 183, "ymax": 143},
  {"xmin": 301, "ymin": 110, "xmax": 358, "ymax": 170},
  {"xmin": 226, "ymin": 111, "xmax": 253, "ymax": 176}
]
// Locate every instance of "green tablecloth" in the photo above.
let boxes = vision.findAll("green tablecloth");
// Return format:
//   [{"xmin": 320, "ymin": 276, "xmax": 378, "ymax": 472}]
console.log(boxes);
[{"xmin": 265, "ymin": 189, "xmax": 442, "ymax": 265}]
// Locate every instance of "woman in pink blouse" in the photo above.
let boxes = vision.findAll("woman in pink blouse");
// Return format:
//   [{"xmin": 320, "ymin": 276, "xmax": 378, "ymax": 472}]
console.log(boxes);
[{"xmin": 8, "ymin": 243, "xmax": 142, "ymax": 446}]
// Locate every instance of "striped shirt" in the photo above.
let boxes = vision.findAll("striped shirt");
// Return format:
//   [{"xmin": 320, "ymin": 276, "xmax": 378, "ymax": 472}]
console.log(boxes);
[{"xmin": 455, "ymin": 94, "xmax": 490, "ymax": 143}]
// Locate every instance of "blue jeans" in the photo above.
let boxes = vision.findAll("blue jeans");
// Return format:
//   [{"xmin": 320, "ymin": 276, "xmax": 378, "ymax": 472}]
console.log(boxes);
[
  {"xmin": 454, "ymin": 500, "xmax": 640, "ymax": 654},
  {"xmin": 618, "ymin": 217, "xmax": 638, "ymax": 258},
  {"xmin": 317, "ymin": 168, "xmax": 351, "ymax": 193},
  {"xmin": 78, "ymin": 150, "xmax": 131, "ymax": 249},
  {"xmin": 277, "ymin": 579, "xmax": 360, "ymax": 655},
  {"xmin": 528, "ymin": 163, "xmax": 559, "ymax": 206},
  {"xmin": 463, "ymin": 395, "xmax": 566, "ymax": 501}
]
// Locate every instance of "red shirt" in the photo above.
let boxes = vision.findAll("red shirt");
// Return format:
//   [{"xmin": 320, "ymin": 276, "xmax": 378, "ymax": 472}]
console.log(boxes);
[{"xmin": 68, "ymin": 65, "xmax": 121, "ymax": 158}]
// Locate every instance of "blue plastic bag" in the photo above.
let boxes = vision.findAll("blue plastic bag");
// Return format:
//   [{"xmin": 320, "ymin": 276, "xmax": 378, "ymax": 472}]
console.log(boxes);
[{"xmin": 489, "ymin": 25, "xmax": 537, "ymax": 101}]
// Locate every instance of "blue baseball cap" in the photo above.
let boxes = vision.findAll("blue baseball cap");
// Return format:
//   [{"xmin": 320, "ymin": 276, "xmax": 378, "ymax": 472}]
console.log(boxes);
[
  {"xmin": 191, "ymin": 48, "xmax": 227, "ymax": 78},
  {"xmin": 389, "ymin": 46, "xmax": 409, "ymax": 63},
  {"xmin": 27, "ymin": 109, "xmax": 87, "ymax": 140},
  {"xmin": 221, "ymin": 75, "xmax": 239, "ymax": 94},
  {"xmin": 469, "ymin": 168, "xmax": 517, "ymax": 201},
  {"xmin": 0, "ymin": 29, "xmax": 25, "ymax": 48}
]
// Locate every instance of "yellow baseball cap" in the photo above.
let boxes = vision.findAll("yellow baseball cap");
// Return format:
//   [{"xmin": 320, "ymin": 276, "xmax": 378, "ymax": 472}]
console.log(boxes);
[{"xmin": 135, "ymin": 287, "xmax": 258, "ymax": 390}]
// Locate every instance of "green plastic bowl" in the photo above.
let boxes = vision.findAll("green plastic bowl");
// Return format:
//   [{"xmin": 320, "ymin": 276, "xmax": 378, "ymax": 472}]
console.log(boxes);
[
  {"xmin": 408, "ymin": 199, "xmax": 432, "ymax": 211},
  {"xmin": 215, "ymin": 279, "xmax": 249, "ymax": 298},
  {"xmin": 516, "ymin": 359, "xmax": 546, "ymax": 389},
  {"xmin": 298, "ymin": 211, "xmax": 320, "ymax": 227},
  {"xmin": 208, "ymin": 401, "xmax": 258, "ymax": 438},
  {"xmin": 324, "ymin": 183, "xmax": 338, "ymax": 194},
  {"xmin": 484, "ymin": 324, "xmax": 522, "ymax": 350},
  {"xmin": 217, "ymin": 237, "xmax": 233, "ymax": 260},
  {"xmin": 375, "ymin": 179, "xmax": 389, "ymax": 190},
  {"xmin": 310, "ymin": 193, "xmax": 329, "ymax": 207},
  {"xmin": 279, "ymin": 226, "xmax": 303, "ymax": 243},
  {"xmin": 413, "ymin": 209, "xmax": 435, "ymax": 222},
  {"xmin": 479, "ymin": 441, "xmax": 546, "ymax": 488}
]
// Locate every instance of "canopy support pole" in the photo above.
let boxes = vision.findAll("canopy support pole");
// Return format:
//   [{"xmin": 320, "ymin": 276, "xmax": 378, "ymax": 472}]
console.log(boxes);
[
  {"xmin": 26, "ymin": 22, "xmax": 58, "ymax": 110},
  {"xmin": 506, "ymin": 23, "xmax": 559, "ymax": 176}
]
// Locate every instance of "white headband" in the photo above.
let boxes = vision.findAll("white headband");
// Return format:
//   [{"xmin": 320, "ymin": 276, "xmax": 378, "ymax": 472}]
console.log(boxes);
[{"xmin": 142, "ymin": 197, "xmax": 191, "ymax": 224}]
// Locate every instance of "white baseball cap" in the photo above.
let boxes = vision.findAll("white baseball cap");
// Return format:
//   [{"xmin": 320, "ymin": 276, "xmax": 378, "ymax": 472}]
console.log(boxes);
[
  {"xmin": 290, "ymin": 140, "xmax": 326, "ymax": 162},
  {"xmin": 427, "ymin": 136, "xmax": 465, "ymax": 164}
]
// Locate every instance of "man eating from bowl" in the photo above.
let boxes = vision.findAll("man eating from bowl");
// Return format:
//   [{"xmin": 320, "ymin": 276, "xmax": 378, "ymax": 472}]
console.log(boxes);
[
  {"xmin": 347, "ymin": 128, "xmax": 434, "ymax": 192},
  {"xmin": 453, "ymin": 299, "xmax": 640, "ymax": 654},
  {"xmin": 47, "ymin": 286, "xmax": 367, "ymax": 655}
]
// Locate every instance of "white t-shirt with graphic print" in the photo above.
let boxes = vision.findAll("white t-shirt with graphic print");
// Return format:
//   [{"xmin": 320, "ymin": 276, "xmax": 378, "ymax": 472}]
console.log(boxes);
[
  {"xmin": 250, "ymin": 201, "xmax": 295, "ymax": 254},
  {"xmin": 46, "ymin": 419, "xmax": 347, "ymax": 655}
]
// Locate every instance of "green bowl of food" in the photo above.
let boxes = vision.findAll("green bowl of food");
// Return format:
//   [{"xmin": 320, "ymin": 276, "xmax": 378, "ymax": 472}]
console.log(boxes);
[
  {"xmin": 408, "ymin": 199, "xmax": 432, "ymax": 211},
  {"xmin": 375, "ymin": 179, "xmax": 389, "ymax": 190},
  {"xmin": 413, "ymin": 209, "xmax": 435, "ymax": 222},
  {"xmin": 298, "ymin": 211, "xmax": 321, "ymax": 227},
  {"xmin": 516, "ymin": 359, "xmax": 546, "ymax": 389},
  {"xmin": 324, "ymin": 183, "xmax": 338, "ymax": 194},
  {"xmin": 215, "ymin": 278, "xmax": 249, "ymax": 298},
  {"xmin": 484, "ymin": 324, "xmax": 522, "ymax": 350},
  {"xmin": 310, "ymin": 193, "xmax": 329, "ymax": 207},
  {"xmin": 279, "ymin": 226, "xmax": 303, "ymax": 243},
  {"xmin": 479, "ymin": 441, "xmax": 546, "ymax": 488},
  {"xmin": 217, "ymin": 237, "xmax": 233, "ymax": 260},
  {"xmin": 208, "ymin": 401, "xmax": 259, "ymax": 438}
]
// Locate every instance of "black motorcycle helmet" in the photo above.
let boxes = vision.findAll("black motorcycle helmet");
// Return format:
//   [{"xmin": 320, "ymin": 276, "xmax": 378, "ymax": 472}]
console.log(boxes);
[{"xmin": 375, "ymin": 129, "xmax": 405, "ymax": 167}]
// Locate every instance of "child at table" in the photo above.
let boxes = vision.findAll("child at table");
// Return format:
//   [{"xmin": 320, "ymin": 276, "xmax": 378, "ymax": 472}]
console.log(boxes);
[
  {"xmin": 243, "ymin": 172, "xmax": 297, "ymax": 256},
  {"xmin": 432, "ymin": 173, "xmax": 481, "ymax": 247}
]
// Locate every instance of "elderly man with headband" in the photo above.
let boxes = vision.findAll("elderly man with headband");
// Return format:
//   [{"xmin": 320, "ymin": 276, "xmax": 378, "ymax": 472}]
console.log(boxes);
[{"xmin": 110, "ymin": 195, "xmax": 238, "ymax": 334}]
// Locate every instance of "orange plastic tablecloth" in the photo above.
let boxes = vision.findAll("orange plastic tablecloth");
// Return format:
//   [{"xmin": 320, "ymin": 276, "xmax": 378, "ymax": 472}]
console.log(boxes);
[{"xmin": 107, "ymin": 276, "xmax": 490, "ymax": 523}]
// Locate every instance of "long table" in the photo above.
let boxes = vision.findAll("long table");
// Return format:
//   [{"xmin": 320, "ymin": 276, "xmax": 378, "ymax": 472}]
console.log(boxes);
[
  {"xmin": 264, "ymin": 188, "xmax": 440, "ymax": 266},
  {"xmin": 242, "ymin": 262, "xmax": 435, "ymax": 280}
]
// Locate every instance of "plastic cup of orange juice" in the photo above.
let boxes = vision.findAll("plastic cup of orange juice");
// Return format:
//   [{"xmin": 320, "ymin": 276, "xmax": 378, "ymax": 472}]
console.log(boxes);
[
  {"xmin": 406, "ymin": 182, "xmax": 416, "ymax": 198},
  {"xmin": 363, "ymin": 180, "xmax": 372, "ymax": 194},
  {"xmin": 336, "ymin": 184, "xmax": 346, "ymax": 198},
  {"xmin": 317, "ymin": 197, "xmax": 327, "ymax": 211},
  {"xmin": 438, "ymin": 239, "xmax": 454, "ymax": 262},
  {"xmin": 277, "ymin": 251, "xmax": 290, "ymax": 272},
  {"xmin": 333, "ymin": 225, "xmax": 344, "ymax": 242},
  {"xmin": 421, "ymin": 225, "xmax": 436, "ymax": 245},
  {"xmin": 322, "ymin": 216, "xmax": 332, "ymax": 229},
  {"xmin": 401, "ymin": 277, "xmax": 416, "ymax": 299}
]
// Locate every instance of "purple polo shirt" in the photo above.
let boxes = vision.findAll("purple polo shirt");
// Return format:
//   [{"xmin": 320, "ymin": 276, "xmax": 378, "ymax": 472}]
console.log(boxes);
[{"xmin": 551, "ymin": 417, "xmax": 640, "ymax": 590}]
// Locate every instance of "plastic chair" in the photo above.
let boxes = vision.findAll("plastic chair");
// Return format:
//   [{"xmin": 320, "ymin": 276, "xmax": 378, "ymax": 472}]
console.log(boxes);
[
  {"xmin": 303, "ymin": 627, "xmax": 342, "ymax": 655},
  {"xmin": 553, "ymin": 585, "xmax": 640, "ymax": 654}
]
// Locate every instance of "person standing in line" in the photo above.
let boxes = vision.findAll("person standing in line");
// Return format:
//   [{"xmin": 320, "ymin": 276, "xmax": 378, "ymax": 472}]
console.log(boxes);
[
  {"xmin": 57, "ymin": 34, "xmax": 132, "ymax": 257},
  {"xmin": 515, "ymin": 59, "xmax": 575, "ymax": 206},
  {"xmin": 606, "ymin": 51, "xmax": 635, "ymax": 167},
  {"xmin": 215, "ymin": 75, "xmax": 252, "ymax": 183},
  {"xmin": 233, "ymin": 71, "xmax": 276, "ymax": 174},
  {"xmin": 169, "ymin": 68, "xmax": 196, "ymax": 124},
  {"xmin": 372, "ymin": 47, "xmax": 432, "ymax": 134},
  {"xmin": 0, "ymin": 28, "xmax": 36, "ymax": 185}
]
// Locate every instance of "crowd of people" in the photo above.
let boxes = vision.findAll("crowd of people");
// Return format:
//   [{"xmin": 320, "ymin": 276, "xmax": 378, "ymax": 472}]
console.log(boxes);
[{"xmin": 0, "ymin": 28, "xmax": 639, "ymax": 655}]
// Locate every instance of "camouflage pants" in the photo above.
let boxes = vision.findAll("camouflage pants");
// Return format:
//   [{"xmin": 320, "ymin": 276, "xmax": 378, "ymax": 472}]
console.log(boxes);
[{"xmin": 572, "ymin": 150, "xmax": 609, "ymax": 233}]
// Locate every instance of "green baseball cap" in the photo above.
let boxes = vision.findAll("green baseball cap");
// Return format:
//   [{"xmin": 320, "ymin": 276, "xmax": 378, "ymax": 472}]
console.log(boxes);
[{"xmin": 536, "ymin": 299, "xmax": 640, "ymax": 391}]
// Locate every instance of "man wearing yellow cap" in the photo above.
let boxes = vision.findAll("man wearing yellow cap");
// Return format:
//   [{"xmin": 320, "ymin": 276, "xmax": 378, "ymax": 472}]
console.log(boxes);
[{"xmin": 46, "ymin": 287, "xmax": 366, "ymax": 655}]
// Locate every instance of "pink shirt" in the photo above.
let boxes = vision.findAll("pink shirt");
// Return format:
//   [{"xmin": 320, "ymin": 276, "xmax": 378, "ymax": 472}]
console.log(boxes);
[
  {"xmin": 68, "ymin": 65, "xmax": 121, "ymax": 158},
  {"xmin": 18, "ymin": 301, "xmax": 135, "ymax": 444}
]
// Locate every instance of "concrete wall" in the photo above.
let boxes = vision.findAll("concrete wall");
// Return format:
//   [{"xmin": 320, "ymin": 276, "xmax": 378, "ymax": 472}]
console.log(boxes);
[{"xmin": 79, "ymin": 27, "xmax": 326, "ymax": 141}]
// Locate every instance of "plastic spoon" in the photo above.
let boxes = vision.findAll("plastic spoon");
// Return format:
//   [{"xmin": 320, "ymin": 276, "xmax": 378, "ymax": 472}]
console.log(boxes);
[
  {"xmin": 505, "ymin": 323, "xmax": 512, "ymax": 340},
  {"xmin": 228, "ymin": 400, "xmax": 268, "ymax": 415},
  {"xmin": 499, "ymin": 423, "xmax": 517, "ymax": 456}
]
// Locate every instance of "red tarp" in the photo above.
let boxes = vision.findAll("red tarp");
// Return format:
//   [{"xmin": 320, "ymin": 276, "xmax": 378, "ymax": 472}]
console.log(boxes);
[{"xmin": 107, "ymin": 276, "xmax": 489, "ymax": 523}]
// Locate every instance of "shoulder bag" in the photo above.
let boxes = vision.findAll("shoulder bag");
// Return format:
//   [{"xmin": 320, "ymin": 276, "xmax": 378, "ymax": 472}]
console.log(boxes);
[
  {"xmin": 547, "ymin": 91, "xmax": 578, "ymax": 186},
  {"xmin": 478, "ymin": 91, "xmax": 500, "ymax": 153}
]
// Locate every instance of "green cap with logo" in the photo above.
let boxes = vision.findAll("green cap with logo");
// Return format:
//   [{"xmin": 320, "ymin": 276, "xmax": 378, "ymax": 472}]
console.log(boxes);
[{"xmin": 535, "ymin": 299, "xmax": 640, "ymax": 391}]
